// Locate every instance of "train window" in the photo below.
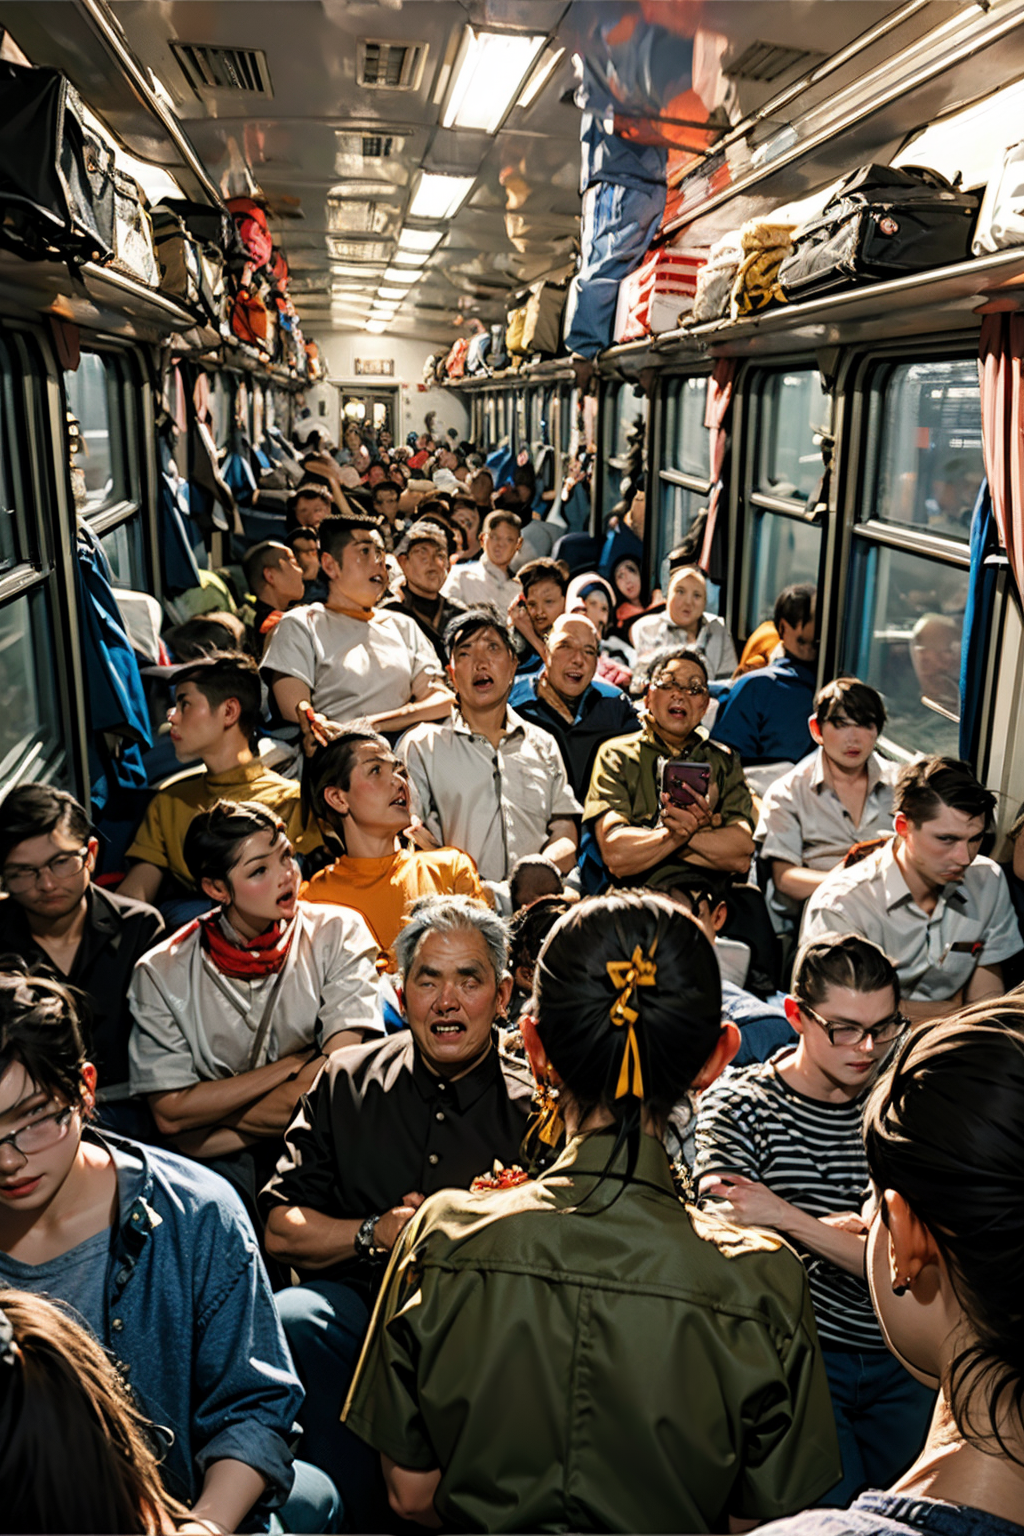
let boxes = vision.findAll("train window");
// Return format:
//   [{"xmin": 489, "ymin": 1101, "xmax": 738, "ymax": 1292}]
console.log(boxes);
[
  {"xmin": 663, "ymin": 376, "xmax": 708, "ymax": 480},
  {"xmin": 862, "ymin": 359, "xmax": 983, "ymax": 541},
  {"xmin": 0, "ymin": 342, "xmax": 24, "ymax": 574},
  {"xmin": 0, "ymin": 585, "xmax": 64, "ymax": 785},
  {"xmin": 748, "ymin": 513, "xmax": 822, "ymax": 631},
  {"xmin": 757, "ymin": 369, "xmax": 829, "ymax": 501},
  {"xmin": 844, "ymin": 539, "xmax": 968, "ymax": 758},
  {"xmin": 99, "ymin": 516, "xmax": 146, "ymax": 590},
  {"xmin": 209, "ymin": 374, "xmax": 232, "ymax": 449},
  {"xmin": 64, "ymin": 352, "xmax": 129, "ymax": 516},
  {"xmin": 602, "ymin": 382, "xmax": 647, "ymax": 514}
]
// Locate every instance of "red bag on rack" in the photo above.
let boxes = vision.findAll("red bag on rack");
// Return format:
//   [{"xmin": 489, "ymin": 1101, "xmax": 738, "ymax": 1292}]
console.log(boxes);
[
  {"xmin": 225, "ymin": 197, "xmax": 273, "ymax": 269},
  {"xmin": 230, "ymin": 286, "xmax": 268, "ymax": 347},
  {"xmin": 613, "ymin": 244, "xmax": 709, "ymax": 341}
]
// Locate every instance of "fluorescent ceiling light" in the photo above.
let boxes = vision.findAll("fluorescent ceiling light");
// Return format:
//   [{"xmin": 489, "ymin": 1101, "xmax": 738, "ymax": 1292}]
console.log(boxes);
[
  {"xmin": 377, "ymin": 285, "xmax": 411, "ymax": 301},
  {"xmin": 518, "ymin": 46, "xmax": 565, "ymax": 109},
  {"xmin": 364, "ymin": 320, "xmax": 388, "ymax": 334},
  {"xmin": 383, "ymin": 268, "xmax": 417, "ymax": 286},
  {"xmin": 407, "ymin": 173, "xmax": 475, "ymax": 222},
  {"xmin": 371, "ymin": 301, "xmax": 400, "ymax": 314},
  {"xmin": 391, "ymin": 250, "xmax": 429, "ymax": 268},
  {"xmin": 331, "ymin": 263, "xmax": 386, "ymax": 278},
  {"xmin": 397, "ymin": 227, "xmax": 443, "ymax": 253},
  {"xmin": 442, "ymin": 28, "xmax": 546, "ymax": 134}
]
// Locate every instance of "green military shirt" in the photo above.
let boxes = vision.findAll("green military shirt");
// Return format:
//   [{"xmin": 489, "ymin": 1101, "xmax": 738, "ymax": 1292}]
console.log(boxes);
[
  {"xmin": 344, "ymin": 1130, "xmax": 840, "ymax": 1533},
  {"xmin": 584, "ymin": 716, "xmax": 754, "ymax": 889}
]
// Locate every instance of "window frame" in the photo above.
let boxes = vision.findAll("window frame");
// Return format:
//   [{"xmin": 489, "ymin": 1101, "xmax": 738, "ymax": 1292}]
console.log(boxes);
[
  {"xmin": 737, "ymin": 360, "xmax": 832, "ymax": 638},
  {"xmin": 652, "ymin": 370, "xmax": 713, "ymax": 591},
  {"xmin": 835, "ymin": 340, "xmax": 981, "ymax": 762}
]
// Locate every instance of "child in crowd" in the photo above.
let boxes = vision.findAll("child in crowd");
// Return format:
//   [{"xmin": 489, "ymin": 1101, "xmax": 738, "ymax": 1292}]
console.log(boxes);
[{"xmin": 511, "ymin": 557, "xmax": 568, "ymax": 673}]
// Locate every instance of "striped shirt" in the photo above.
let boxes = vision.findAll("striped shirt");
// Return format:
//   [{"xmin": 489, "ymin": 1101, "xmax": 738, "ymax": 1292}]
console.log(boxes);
[{"xmin": 693, "ymin": 1049, "xmax": 881, "ymax": 1350}]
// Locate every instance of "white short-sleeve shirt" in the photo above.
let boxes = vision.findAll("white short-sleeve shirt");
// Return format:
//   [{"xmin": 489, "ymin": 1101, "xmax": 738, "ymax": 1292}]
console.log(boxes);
[
  {"xmin": 399, "ymin": 707, "xmax": 582, "ymax": 883},
  {"xmin": 755, "ymin": 750, "xmax": 898, "ymax": 871},
  {"xmin": 629, "ymin": 612, "xmax": 738, "ymax": 678},
  {"xmin": 800, "ymin": 840, "xmax": 1023, "ymax": 1001},
  {"xmin": 261, "ymin": 603, "xmax": 442, "ymax": 724},
  {"xmin": 128, "ymin": 901, "xmax": 381, "ymax": 1093}
]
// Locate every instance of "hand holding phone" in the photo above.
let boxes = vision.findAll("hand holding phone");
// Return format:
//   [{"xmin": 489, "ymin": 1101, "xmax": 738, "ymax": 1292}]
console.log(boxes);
[{"xmin": 660, "ymin": 760, "xmax": 711, "ymax": 809}]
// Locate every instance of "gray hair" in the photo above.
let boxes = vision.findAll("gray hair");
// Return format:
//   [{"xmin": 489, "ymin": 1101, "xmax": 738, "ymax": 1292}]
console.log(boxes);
[{"xmin": 393, "ymin": 894, "xmax": 509, "ymax": 982}]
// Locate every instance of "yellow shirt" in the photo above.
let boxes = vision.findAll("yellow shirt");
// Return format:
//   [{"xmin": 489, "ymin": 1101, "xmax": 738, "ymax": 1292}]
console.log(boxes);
[
  {"xmin": 127, "ymin": 759, "xmax": 320, "ymax": 889},
  {"xmin": 300, "ymin": 845, "xmax": 486, "ymax": 960}
]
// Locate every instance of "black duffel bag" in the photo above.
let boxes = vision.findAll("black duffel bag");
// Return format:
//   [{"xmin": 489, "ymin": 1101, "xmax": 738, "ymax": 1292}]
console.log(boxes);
[
  {"xmin": 778, "ymin": 164, "xmax": 980, "ymax": 301},
  {"xmin": 0, "ymin": 60, "xmax": 115, "ymax": 264}
]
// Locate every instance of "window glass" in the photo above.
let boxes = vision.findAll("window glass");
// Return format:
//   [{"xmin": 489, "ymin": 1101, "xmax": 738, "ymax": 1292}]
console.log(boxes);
[
  {"xmin": 657, "ymin": 483, "xmax": 709, "ymax": 588},
  {"xmin": 0, "ymin": 341, "xmax": 19, "ymax": 573},
  {"xmin": 99, "ymin": 516, "xmax": 145, "ymax": 591},
  {"xmin": 209, "ymin": 375, "xmax": 232, "ymax": 449},
  {"xmin": 747, "ymin": 511, "xmax": 822, "ymax": 629},
  {"xmin": 603, "ymin": 385, "xmax": 647, "ymax": 513},
  {"xmin": 664, "ymin": 376, "xmax": 709, "ymax": 479},
  {"xmin": 0, "ymin": 585, "xmax": 64, "ymax": 784},
  {"xmin": 757, "ymin": 370, "xmax": 829, "ymax": 502},
  {"xmin": 865, "ymin": 359, "xmax": 983, "ymax": 540},
  {"xmin": 844, "ymin": 540, "xmax": 967, "ymax": 757},
  {"xmin": 64, "ymin": 353, "xmax": 127, "ymax": 516}
]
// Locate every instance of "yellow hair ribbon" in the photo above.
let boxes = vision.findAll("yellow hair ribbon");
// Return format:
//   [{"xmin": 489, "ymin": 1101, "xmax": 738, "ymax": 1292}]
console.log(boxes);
[{"xmin": 605, "ymin": 942, "xmax": 658, "ymax": 1099}]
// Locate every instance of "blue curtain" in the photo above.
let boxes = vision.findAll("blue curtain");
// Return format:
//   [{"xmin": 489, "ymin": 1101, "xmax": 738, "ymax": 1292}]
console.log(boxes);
[
  {"xmin": 959, "ymin": 479, "xmax": 999, "ymax": 761},
  {"xmin": 74, "ymin": 526, "xmax": 151, "ymax": 811}
]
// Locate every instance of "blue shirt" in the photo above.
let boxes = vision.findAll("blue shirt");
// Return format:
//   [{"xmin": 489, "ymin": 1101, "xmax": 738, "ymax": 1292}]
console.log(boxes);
[
  {"xmin": 711, "ymin": 655, "xmax": 817, "ymax": 765},
  {"xmin": 32, "ymin": 1131, "xmax": 302, "ymax": 1516},
  {"xmin": 508, "ymin": 673, "xmax": 640, "ymax": 798}
]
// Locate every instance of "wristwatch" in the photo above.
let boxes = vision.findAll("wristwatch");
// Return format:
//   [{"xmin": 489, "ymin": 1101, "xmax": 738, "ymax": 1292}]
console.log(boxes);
[{"xmin": 354, "ymin": 1213, "xmax": 386, "ymax": 1262}]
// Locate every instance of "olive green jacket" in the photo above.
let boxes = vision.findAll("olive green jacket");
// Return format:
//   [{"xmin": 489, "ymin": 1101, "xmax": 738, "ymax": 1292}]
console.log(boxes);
[{"xmin": 345, "ymin": 1130, "xmax": 840, "ymax": 1532}]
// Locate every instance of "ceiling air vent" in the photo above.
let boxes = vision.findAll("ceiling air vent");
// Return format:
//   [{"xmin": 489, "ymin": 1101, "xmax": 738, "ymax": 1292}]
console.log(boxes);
[
  {"xmin": 362, "ymin": 135, "xmax": 394, "ymax": 158},
  {"xmin": 171, "ymin": 42, "xmax": 273, "ymax": 96},
  {"xmin": 723, "ymin": 42, "xmax": 824, "ymax": 83},
  {"xmin": 357, "ymin": 39, "xmax": 427, "ymax": 91}
]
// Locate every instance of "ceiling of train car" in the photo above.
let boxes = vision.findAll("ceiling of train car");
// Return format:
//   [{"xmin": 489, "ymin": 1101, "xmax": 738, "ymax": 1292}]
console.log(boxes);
[{"xmin": 0, "ymin": 0, "xmax": 998, "ymax": 343}]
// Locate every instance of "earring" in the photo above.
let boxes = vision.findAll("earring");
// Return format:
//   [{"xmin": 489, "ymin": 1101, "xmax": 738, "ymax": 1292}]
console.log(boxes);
[{"xmin": 530, "ymin": 1071, "xmax": 563, "ymax": 1149}]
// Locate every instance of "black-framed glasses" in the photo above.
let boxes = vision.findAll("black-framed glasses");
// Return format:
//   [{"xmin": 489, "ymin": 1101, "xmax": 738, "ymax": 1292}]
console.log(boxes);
[
  {"xmin": 0, "ymin": 1105, "xmax": 74, "ymax": 1160},
  {"xmin": 798, "ymin": 1001, "xmax": 908, "ymax": 1048},
  {"xmin": 649, "ymin": 674, "xmax": 709, "ymax": 698},
  {"xmin": 1, "ymin": 848, "xmax": 90, "ymax": 892}
]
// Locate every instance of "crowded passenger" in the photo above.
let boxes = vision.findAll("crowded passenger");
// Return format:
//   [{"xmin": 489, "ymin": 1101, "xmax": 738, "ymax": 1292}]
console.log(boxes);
[
  {"xmin": 755, "ymin": 677, "xmax": 898, "ymax": 926},
  {"xmin": 262, "ymin": 895, "xmax": 535, "ymax": 1530},
  {"xmin": 285, "ymin": 525, "xmax": 325, "ymax": 597},
  {"xmin": 244, "ymin": 538, "xmax": 307, "ymax": 651},
  {"xmin": 261, "ymin": 515, "xmax": 452, "ymax": 742},
  {"xmin": 761, "ymin": 1002, "xmax": 1024, "ymax": 1535},
  {"xmin": 400, "ymin": 608, "xmax": 581, "ymax": 891},
  {"xmin": 120, "ymin": 652, "xmax": 317, "ymax": 910},
  {"xmin": 0, "ymin": 970, "xmax": 337, "ymax": 1532},
  {"xmin": 128, "ymin": 802, "xmax": 378, "ymax": 1207},
  {"xmin": 630, "ymin": 565, "xmax": 738, "ymax": 677},
  {"xmin": 286, "ymin": 479, "xmax": 335, "ymax": 532},
  {"xmin": 696, "ymin": 935, "xmax": 935, "ymax": 1504},
  {"xmin": 381, "ymin": 520, "xmax": 467, "ymax": 665},
  {"xmin": 585, "ymin": 645, "xmax": 755, "ymax": 888},
  {"xmin": 508, "ymin": 852, "xmax": 565, "ymax": 911},
  {"xmin": 512, "ymin": 555, "xmax": 569, "ymax": 672},
  {"xmin": 564, "ymin": 570, "xmax": 635, "ymax": 687},
  {"xmin": 344, "ymin": 893, "xmax": 840, "ymax": 1530},
  {"xmin": 801, "ymin": 756, "xmax": 1022, "ymax": 1018},
  {"xmin": 450, "ymin": 493, "xmax": 484, "ymax": 561},
  {"xmin": 442, "ymin": 509, "xmax": 523, "ymax": 610},
  {"xmin": 712, "ymin": 583, "xmax": 819, "ymax": 777},
  {"xmin": 299, "ymin": 726, "xmax": 487, "ymax": 955},
  {"xmin": 0, "ymin": 784, "xmax": 163, "ymax": 1139},
  {"xmin": 508, "ymin": 612, "xmax": 639, "ymax": 798}
]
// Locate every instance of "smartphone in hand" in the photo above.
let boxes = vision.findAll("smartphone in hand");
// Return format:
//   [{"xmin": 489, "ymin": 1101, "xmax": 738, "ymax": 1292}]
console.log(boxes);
[{"xmin": 660, "ymin": 760, "xmax": 711, "ymax": 809}]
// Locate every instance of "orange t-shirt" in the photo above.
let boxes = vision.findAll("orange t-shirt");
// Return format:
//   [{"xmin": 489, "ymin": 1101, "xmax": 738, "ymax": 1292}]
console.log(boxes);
[{"xmin": 300, "ymin": 845, "xmax": 487, "ymax": 963}]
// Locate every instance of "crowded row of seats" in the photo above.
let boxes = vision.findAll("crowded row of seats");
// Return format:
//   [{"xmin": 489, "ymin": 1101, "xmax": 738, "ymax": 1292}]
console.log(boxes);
[{"xmin": 2, "ymin": 410, "xmax": 1023, "ymax": 1536}]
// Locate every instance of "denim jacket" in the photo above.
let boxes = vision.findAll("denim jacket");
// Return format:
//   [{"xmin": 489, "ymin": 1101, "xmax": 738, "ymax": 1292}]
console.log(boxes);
[{"xmin": 93, "ymin": 1130, "xmax": 302, "ymax": 1511}]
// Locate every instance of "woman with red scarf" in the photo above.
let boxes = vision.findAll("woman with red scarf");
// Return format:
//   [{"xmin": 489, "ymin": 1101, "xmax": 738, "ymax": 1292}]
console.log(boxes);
[{"xmin": 127, "ymin": 800, "xmax": 380, "ymax": 1209}]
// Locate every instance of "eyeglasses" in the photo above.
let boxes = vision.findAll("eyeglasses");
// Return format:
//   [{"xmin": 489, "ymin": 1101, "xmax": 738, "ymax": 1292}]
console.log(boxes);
[
  {"xmin": 2, "ymin": 848, "xmax": 90, "ymax": 892},
  {"xmin": 0, "ymin": 1105, "xmax": 74, "ymax": 1161},
  {"xmin": 798, "ymin": 1001, "xmax": 908, "ymax": 1048},
  {"xmin": 649, "ymin": 675, "xmax": 709, "ymax": 699}
]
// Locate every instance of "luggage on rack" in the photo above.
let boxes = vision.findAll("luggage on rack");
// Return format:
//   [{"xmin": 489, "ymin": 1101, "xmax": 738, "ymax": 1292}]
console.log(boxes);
[
  {"xmin": 0, "ymin": 60, "xmax": 115, "ymax": 264},
  {"xmin": 445, "ymin": 337, "xmax": 469, "ymax": 380},
  {"xmin": 152, "ymin": 206, "xmax": 203, "ymax": 310},
  {"xmin": 613, "ymin": 243, "xmax": 709, "ymax": 340},
  {"xmin": 521, "ymin": 281, "xmax": 567, "ymax": 356},
  {"xmin": 973, "ymin": 140, "xmax": 1024, "ymax": 254},
  {"xmin": 778, "ymin": 164, "xmax": 980, "ymax": 301},
  {"xmin": 690, "ymin": 231, "xmax": 743, "ymax": 323},
  {"xmin": 111, "ymin": 172, "xmax": 160, "ymax": 286}
]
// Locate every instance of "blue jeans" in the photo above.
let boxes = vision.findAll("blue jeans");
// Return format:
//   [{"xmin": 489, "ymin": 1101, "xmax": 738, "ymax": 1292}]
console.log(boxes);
[
  {"xmin": 821, "ymin": 1348, "xmax": 936, "ymax": 1506},
  {"xmin": 276, "ymin": 1280, "xmax": 389, "ymax": 1533},
  {"xmin": 273, "ymin": 1461, "xmax": 341, "ymax": 1534}
]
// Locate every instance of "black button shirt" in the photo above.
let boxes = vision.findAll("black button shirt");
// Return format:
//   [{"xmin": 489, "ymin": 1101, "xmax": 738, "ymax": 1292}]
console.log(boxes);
[
  {"xmin": 259, "ymin": 1030, "xmax": 534, "ymax": 1280},
  {"xmin": 1, "ymin": 884, "xmax": 164, "ymax": 1094}
]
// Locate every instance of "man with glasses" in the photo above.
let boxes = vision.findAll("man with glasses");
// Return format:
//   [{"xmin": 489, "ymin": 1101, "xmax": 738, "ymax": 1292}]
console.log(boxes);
[
  {"xmin": 0, "ymin": 784, "xmax": 163, "ymax": 1139},
  {"xmin": 584, "ymin": 645, "xmax": 755, "ymax": 889},
  {"xmin": 694, "ymin": 934, "xmax": 935, "ymax": 1506}
]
